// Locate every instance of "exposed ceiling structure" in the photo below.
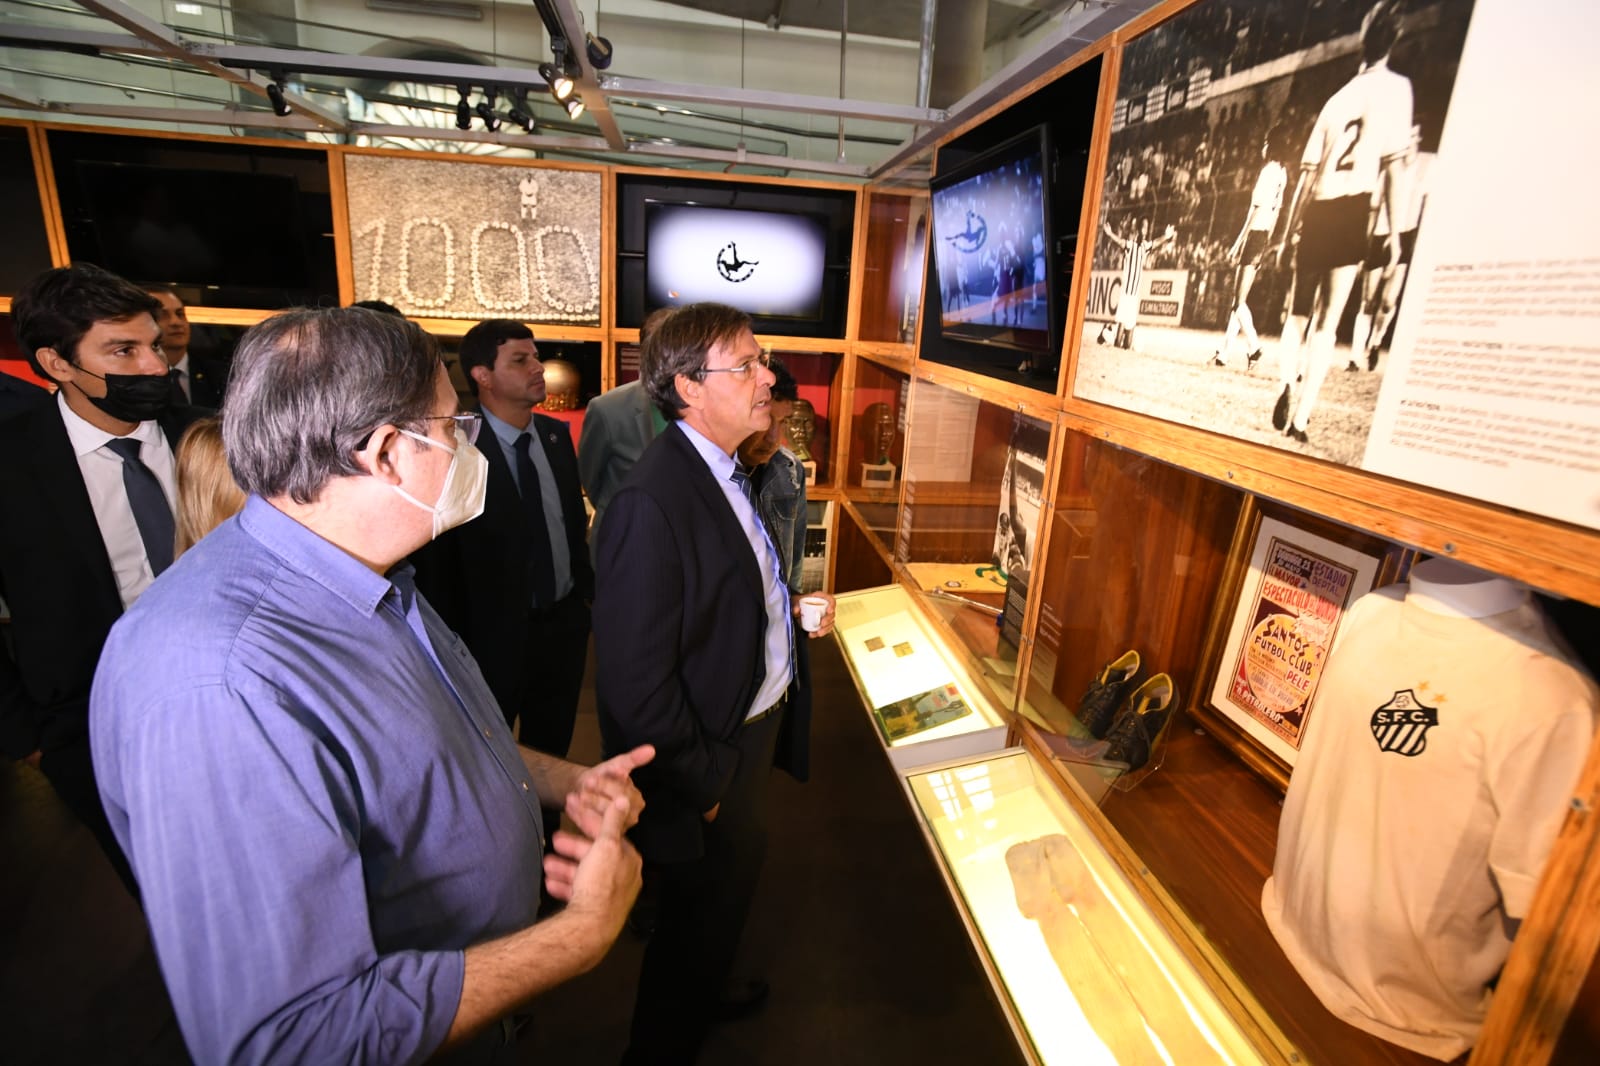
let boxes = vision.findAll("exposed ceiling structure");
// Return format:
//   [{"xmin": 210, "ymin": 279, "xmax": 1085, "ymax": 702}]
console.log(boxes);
[{"xmin": 0, "ymin": 0, "xmax": 1159, "ymax": 179}]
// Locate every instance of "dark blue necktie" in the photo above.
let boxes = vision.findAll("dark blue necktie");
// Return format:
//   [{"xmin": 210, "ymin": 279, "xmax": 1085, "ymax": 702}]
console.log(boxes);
[
  {"xmin": 515, "ymin": 431, "xmax": 558, "ymax": 608},
  {"xmin": 730, "ymin": 461, "xmax": 756, "ymax": 507},
  {"xmin": 104, "ymin": 436, "xmax": 175, "ymax": 575}
]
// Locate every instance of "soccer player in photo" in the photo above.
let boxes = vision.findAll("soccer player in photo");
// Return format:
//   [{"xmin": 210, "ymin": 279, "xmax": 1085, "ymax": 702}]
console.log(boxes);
[{"xmin": 1212, "ymin": 124, "xmax": 1291, "ymax": 371}]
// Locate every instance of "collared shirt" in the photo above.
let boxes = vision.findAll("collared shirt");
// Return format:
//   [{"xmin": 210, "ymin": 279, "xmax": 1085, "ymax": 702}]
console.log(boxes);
[
  {"xmin": 675, "ymin": 421, "xmax": 792, "ymax": 719},
  {"xmin": 481, "ymin": 406, "xmax": 574, "ymax": 603},
  {"xmin": 90, "ymin": 496, "xmax": 544, "ymax": 1066},
  {"xmin": 57, "ymin": 390, "xmax": 177, "ymax": 608}
]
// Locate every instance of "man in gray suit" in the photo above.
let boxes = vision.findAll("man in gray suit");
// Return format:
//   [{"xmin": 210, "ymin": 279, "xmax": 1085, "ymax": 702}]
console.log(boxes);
[{"xmin": 578, "ymin": 309, "xmax": 674, "ymax": 546}]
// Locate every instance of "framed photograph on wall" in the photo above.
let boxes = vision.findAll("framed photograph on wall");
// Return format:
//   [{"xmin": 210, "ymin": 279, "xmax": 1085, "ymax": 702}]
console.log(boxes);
[{"xmin": 1191, "ymin": 499, "xmax": 1414, "ymax": 791}]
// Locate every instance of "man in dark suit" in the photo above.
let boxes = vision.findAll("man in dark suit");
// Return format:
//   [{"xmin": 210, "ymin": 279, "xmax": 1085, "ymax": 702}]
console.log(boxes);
[
  {"xmin": 593, "ymin": 303, "xmax": 835, "ymax": 1065},
  {"xmin": 148, "ymin": 287, "xmax": 226, "ymax": 408},
  {"xmin": 0, "ymin": 264, "xmax": 206, "ymax": 894},
  {"xmin": 411, "ymin": 320, "xmax": 592, "ymax": 780}
]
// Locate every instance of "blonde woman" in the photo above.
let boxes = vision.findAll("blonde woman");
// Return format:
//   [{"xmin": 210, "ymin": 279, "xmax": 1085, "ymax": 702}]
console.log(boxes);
[{"xmin": 174, "ymin": 416, "xmax": 245, "ymax": 556}]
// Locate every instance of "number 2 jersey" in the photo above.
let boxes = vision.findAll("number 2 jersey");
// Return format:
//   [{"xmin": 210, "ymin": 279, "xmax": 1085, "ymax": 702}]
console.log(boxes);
[{"xmin": 1302, "ymin": 62, "xmax": 1414, "ymax": 202}]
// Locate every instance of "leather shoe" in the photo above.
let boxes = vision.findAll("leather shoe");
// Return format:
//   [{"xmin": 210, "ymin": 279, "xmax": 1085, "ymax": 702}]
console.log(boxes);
[
  {"xmin": 714, "ymin": 979, "xmax": 770, "ymax": 1022},
  {"xmin": 1075, "ymin": 650, "xmax": 1140, "ymax": 739}
]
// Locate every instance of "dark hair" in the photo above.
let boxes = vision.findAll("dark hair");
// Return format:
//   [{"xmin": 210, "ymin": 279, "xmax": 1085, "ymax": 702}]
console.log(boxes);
[
  {"xmin": 12, "ymin": 263, "xmax": 161, "ymax": 378},
  {"xmin": 768, "ymin": 355, "xmax": 798, "ymax": 403},
  {"xmin": 350, "ymin": 299, "xmax": 404, "ymax": 317},
  {"xmin": 458, "ymin": 319, "xmax": 534, "ymax": 396},
  {"xmin": 642, "ymin": 303, "xmax": 752, "ymax": 421},
  {"xmin": 223, "ymin": 307, "xmax": 441, "ymax": 503},
  {"xmin": 144, "ymin": 284, "xmax": 182, "ymax": 302},
  {"xmin": 1361, "ymin": 0, "xmax": 1403, "ymax": 65}
]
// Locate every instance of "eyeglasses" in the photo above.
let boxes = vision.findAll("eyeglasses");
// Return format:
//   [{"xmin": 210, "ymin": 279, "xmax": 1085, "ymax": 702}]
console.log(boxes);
[
  {"xmin": 421, "ymin": 412, "xmax": 483, "ymax": 445},
  {"xmin": 697, "ymin": 349, "xmax": 772, "ymax": 380},
  {"xmin": 355, "ymin": 411, "xmax": 482, "ymax": 451}
]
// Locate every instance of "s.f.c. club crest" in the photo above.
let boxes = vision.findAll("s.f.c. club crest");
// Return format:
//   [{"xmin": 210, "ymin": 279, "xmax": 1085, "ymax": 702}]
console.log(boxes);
[{"xmin": 1370, "ymin": 689, "xmax": 1439, "ymax": 757}]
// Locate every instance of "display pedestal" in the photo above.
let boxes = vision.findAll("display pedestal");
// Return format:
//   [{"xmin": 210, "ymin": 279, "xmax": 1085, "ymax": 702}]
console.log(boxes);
[{"xmin": 861, "ymin": 461, "xmax": 897, "ymax": 488}]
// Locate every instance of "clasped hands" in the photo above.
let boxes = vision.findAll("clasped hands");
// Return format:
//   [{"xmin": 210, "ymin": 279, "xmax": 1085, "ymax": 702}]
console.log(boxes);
[{"xmin": 542, "ymin": 745, "xmax": 653, "ymax": 929}]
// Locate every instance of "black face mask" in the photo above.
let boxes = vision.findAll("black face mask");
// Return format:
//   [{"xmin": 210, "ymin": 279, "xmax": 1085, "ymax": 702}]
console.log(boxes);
[{"xmin": 68, "ymin": 366, "xmax": 172, "ymax": 423}]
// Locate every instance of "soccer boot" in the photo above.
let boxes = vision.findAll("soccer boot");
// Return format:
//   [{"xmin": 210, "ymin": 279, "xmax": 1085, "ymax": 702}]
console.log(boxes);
[
  {"xmin": 1075, "ymin": 650, "xmax": 1141, "ymax": 739},
  {"xmin": 1209, "ymin": 353, "xmax": 1227, "ymax": 368},
  {"xmin": 1286, "ymin": 426, "xmax": 1309, "ymax": 444},
  {"xmin": 1100, "ymin": 673, "xmax": 1178, "ymax": 773},
  {"xmin": 1246, "ymin": 347, "xmax": 1263, "ymax": 371},
  {"xmin": 1271, "ymin": 384, "xmax": 1292, "ymax": 430}
]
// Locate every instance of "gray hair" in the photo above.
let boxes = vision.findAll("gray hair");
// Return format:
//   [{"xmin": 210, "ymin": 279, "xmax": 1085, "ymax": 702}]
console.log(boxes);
[
  {"xmin": 641, "ymin": 302, "xmax": 752, "ymax": 421},
  {"xmin": 224, "ymin": 307, "xmax": 441, "ymax": 503}
]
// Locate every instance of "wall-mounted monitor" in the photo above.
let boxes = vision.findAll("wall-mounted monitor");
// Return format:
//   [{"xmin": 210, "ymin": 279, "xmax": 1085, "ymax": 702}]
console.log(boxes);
[
  {"xmin": 615, "ymin": 174, "xmax": 854, "ymax": 338},
  {"xmin": 646, "ymin": 203, "xmax": 828, "ymax": 321},
  {"xmin": 74, "ymin": 161, "xmax": 312, "ymax": 290},
  {"xmin": 929, "ymin": 126, "xmax": 1053, "ymax": 355}
]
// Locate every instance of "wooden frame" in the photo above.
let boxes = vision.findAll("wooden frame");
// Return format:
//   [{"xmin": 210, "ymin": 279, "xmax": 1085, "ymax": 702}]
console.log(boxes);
[{"xmin": 1190, "ymin": 498, "xmax": 1414, "ymax": 792}]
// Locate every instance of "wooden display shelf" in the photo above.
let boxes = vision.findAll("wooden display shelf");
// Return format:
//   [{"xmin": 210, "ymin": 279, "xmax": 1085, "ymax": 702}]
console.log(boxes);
[{"xmin": 1020, "ymin": 719, "xmax": 1437, "ymax": 1066}]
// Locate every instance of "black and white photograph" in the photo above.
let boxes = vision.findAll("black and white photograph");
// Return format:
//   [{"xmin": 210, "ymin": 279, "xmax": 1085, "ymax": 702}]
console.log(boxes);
[{"xmin": 1074, "ymin": 0, "xmax": 1476, "ymax": 466}]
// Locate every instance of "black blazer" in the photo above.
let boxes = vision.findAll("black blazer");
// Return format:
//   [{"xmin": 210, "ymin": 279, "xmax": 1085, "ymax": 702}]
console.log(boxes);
[
  {"xmin": 0, "ymin": 372, "xmax": 51, "ymax": 423},
  {"xmin": 592, "ymin": 423, "xmax": 811, "ymax": 863},
  {"xmin": 411, "ymin": 410, "xmax": 593, "ymax": 719},
  {"xmin": 0, "ymin": 400, "xmax": 205, "ymax": 759}
]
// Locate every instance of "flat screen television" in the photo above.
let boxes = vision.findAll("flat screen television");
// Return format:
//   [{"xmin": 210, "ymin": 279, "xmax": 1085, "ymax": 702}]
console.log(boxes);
[
  {"xmin": 645, "ymin": 203, "xmax": 828, "ymax": 322},
  {"xmin": 929, "ymin": 126, "xmax": 1053, "ymax": 355},
  {"xmin": 72, "ymin": 161, "xmax": 312, "ymax": 290}
]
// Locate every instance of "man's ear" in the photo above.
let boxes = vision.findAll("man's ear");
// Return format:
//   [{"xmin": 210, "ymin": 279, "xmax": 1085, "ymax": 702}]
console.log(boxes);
[
  {"xmin": 469, "ymin": 363, "xmax": 492, "ymax": 393},
  {"xmin": 355, "ymin": 425, "xmax": 408, "ymax": 485},
  {"xmin": 675, "ymin": 373, "xmax": 701, "ymax": 412},
  {"xmin": 34, "ymin": 347, "xmax": 71, "ymax": 384}
]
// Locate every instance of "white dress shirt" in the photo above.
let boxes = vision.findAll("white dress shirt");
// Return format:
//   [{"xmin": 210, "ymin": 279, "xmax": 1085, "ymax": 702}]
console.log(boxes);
[
  {"xmin": 676, "ymin": 421, "xmax": 793, "ymax": 720},
  {"xmin": 58, "ymin": 392, "xmax": 178, "ymax": 608}
]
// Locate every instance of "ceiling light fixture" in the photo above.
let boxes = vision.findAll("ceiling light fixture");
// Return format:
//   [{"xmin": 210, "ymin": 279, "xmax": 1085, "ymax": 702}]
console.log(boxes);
[
  {"xmin": 266, "ymin": 69, "xmax": 293, "ymax": 116},
  {"xmin": 564, "ymin": 96, "xmax": 585, "ymax": 121},
  {"xmin": 539, "ymin": 62, "xmax": 574, "ymax": 102},
  {"xmin": 507, "ymin": 93, "xmax": 536, "ymax": 133},
  {"xmin": 455, "ymin": 84, "xmax": 472, "ymax": 130},
  {"xmin": 475, "ymin": 86, "xmax": 500, "ymax": 131}
]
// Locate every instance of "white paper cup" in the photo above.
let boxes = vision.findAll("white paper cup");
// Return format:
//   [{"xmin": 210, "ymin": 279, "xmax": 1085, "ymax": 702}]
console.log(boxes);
[{"xmin": 799, "ymin": 595, "xmax": 829, "ymax": 632}]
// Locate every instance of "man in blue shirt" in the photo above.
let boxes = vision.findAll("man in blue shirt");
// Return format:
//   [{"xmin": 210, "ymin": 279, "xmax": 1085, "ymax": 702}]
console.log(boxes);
[{"xmin": 91, "ymin": 307, "xmax": 651, "ymax": 1064}]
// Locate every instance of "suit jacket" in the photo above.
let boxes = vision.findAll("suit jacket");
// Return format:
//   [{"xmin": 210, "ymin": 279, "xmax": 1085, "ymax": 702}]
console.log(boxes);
[
  {"xmin": 592, "ymin": 423, "xmax": 811, "ymax": 862},
  {"xmin": 411, "ymin": 410, "xmax": 593, "ymax": 721},
  {"xmin": 0, "ymin": 371, "xmax": 51, "ymax": 423},
  {"xmin": 577, "ymin": 381, "xmax": 658, "ymax": 549},
  {"xmin": 0, "ymin": 399, "xmax": 205, "ymax": 759}
]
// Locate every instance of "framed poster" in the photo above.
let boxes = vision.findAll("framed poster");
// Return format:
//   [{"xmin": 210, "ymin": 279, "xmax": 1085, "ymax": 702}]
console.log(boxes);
[{"xmin": 1192, "ymin": 500, "xmax": 1413, "ymax": 790}]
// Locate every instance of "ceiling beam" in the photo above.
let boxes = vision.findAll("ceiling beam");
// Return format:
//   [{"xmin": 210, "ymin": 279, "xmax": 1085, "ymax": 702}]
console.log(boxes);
[
  {"xmin": 624, "ymin": 140, "xmax": 868, "ymax": 179},
  {"xmin": 36, "ymin": 101, "xmax": 329, "ymax": 131},
  {"xmin": 67, "ymin": 0, "xmax": 346, "ymax": 129},
  {"xmin": 599, "ymin": 75, "xmax": 944, "ymax": 126}
]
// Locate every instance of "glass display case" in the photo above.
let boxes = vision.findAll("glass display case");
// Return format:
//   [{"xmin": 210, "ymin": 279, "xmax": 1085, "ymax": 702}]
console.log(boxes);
[
  {"xmin": 856, "ymin": 188, "xmax": 929, "ymax": 346},
  {"xmin": 832, "ymin": 583, "xmax": 1008, "ymax": 769},
  {"xmin": 842, "ymin": 357, "xmax": 910, "ymax": 555},
  {"xmin": 0, "ymin": 126, "xmax": 53, "ymax": 295},
  {"xmin": 904, "ymin": 749, "xmax": 1279, "ymax": 1065},
  {"xmin": 896, "ymin": 378, "xmax": 1052, "ymax": 713}
]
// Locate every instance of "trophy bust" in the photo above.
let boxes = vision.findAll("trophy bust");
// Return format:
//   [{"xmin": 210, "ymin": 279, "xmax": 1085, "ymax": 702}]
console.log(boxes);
[
  {"xmin": 860, "ymin": 401, "xmax": 898, "ymax": 489},
  {"xmin": 785, "ymin": 398, "xmax": 818, "ymax": 486}
]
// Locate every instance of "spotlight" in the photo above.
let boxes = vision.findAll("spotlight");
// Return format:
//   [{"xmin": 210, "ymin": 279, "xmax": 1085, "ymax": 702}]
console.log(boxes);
[
  {"xmin": 455, "ymin": 84, "xmax": 472, "ymax": 130},
  {"xmin": 507, "ymin": 97, "xmax": 536, "ymax": 133},
  {"xmin": 585, "ymin": 33, "xmax": 614, "ymax": 71},
  {"xmin": 475, "ymin": 87, "xmax": 500, "ymax": 131},
  {"xmin": 540, "ymin": 62, "xmax": 574, "ymax": 102},
  {"xmin": 266, "ymin": 69, "xmax": 292, "ymax": 116},
  {"xmin": 564, "ymin": 96, "xmax": 585, "ymax": 121}
]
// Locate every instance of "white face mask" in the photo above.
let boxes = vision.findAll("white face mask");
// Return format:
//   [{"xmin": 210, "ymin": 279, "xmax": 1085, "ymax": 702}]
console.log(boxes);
[{"xmin": 392, "ymin": 424, "xmax": 488, "ymax": 539}]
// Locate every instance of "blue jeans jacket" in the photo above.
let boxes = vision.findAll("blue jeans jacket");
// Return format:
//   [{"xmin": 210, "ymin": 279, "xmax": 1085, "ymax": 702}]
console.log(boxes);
[{"xmin": 755, "ymin": 448, "xmax": 807, "ymax": 593}]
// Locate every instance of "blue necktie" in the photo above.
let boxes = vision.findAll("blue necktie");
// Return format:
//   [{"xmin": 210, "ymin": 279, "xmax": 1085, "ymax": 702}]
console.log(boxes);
[
  {"xmin": 104, "ymin": 436, "xmax": 175, "ymax": 575},
  {"xmin": 730, "ymin": 461, "xmax": 756, "ymax": 507},
  {"xmin": 515, "ymin": 431, "xmax": 558, "ymax": 608}
]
